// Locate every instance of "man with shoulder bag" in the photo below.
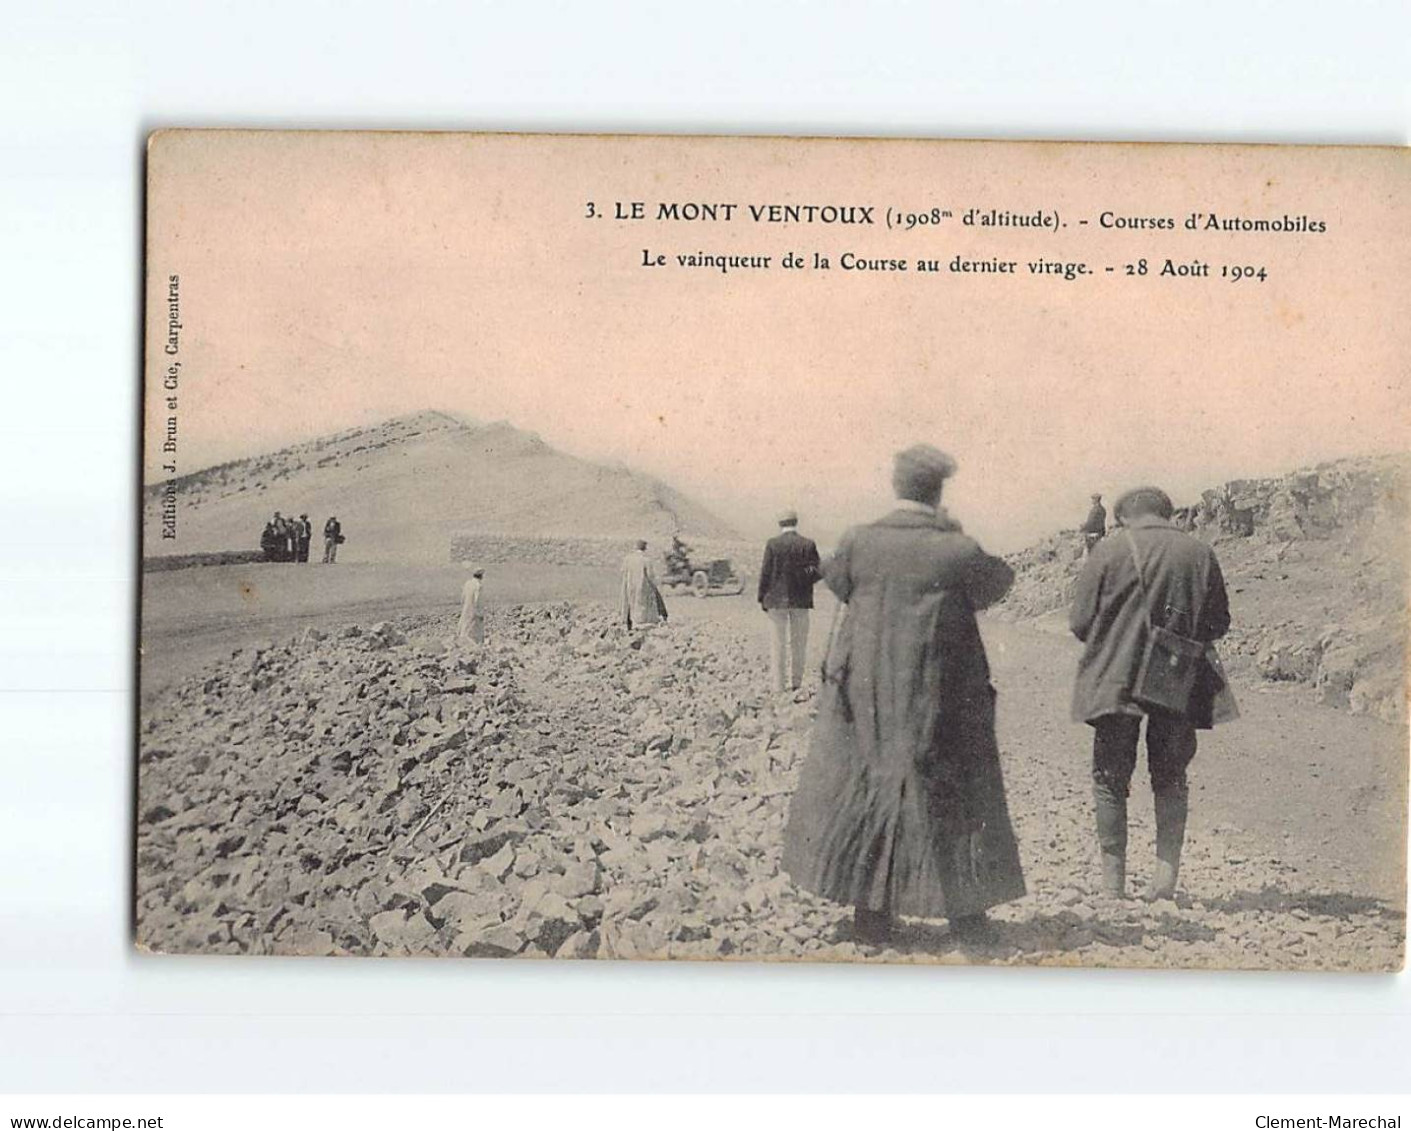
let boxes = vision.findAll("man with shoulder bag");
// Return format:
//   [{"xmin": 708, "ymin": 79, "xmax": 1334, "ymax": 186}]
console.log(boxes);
[{"xmin": 1069, "ymin": 486, "xmax": 1235, "ymax": 901}]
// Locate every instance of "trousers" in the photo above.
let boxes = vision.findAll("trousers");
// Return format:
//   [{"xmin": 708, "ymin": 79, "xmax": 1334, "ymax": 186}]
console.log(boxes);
[
  {"xmin": 767, "ymin": 607, "xmax": 810, "ymax": 692},
  {"xmin": 1091, "ymin": 712, "xmax": 1197, "ymax": 854},
  {"xmin": 323, "ymin": 537, "xmax": 338, "ymax": 563}
]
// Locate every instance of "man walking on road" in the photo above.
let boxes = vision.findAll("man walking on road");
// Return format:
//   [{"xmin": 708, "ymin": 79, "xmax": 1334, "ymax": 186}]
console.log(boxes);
[
  {"xmin": 757, "ymin": 509, "xmax": 821, "ymax": 694},
  {"xmin": 1069, "ymin": 486, "xmax": 1234, "ymax": 902}
]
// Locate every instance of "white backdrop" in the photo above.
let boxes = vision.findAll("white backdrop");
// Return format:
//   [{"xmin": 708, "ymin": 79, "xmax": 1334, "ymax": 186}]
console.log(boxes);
[{"xmin": 0, "ymin": 0, "xmax": 1407, "ymax": 1093}]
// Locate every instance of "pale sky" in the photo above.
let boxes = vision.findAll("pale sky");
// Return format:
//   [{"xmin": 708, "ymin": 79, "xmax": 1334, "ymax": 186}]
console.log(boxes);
[{"xmin": 146, "ymin": 133, "xmax": 1409, "ymax": 551}]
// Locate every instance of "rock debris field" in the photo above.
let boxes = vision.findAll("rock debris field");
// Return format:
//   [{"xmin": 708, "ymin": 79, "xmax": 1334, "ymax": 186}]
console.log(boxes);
[{"xmin": 137, "ymin": 603, "xmax": 1405, "ymax": 970}]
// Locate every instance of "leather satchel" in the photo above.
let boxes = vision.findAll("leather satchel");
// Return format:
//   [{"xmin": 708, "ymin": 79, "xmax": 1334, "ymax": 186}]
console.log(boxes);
[{"xmin": 1124, "ymin": 530, "xmax": 1206, "ymax": 717}]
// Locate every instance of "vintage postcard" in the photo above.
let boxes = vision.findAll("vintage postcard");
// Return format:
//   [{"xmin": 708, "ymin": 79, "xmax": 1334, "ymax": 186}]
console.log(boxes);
[{"xmin": 139, "ymin": 131, "xmax": 1408, "ymax": 969}]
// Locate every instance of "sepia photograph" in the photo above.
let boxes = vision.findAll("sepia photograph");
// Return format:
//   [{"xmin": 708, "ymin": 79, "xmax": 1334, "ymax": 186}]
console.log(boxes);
[{"xmin": 138, "ymin": 130, "xmax": 1408, "ymax": 971}]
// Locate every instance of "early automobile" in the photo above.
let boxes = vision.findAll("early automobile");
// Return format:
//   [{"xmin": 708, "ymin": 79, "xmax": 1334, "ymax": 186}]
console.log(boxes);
[{"xmin": 661, "ymin": 537, "xmax": 746, "ymax": 597}]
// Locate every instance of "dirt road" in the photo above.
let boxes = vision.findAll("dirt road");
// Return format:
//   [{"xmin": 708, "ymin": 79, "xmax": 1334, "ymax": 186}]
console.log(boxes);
[{"xmin": 139, "ymin": 561, "xmax": 619, "ymax": 704}]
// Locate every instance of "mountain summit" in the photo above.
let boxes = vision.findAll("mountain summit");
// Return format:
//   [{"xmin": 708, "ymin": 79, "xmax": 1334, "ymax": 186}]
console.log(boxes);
[{"xmin": 142, "ymin": 411, "xmax": 742, "ymax": 563}]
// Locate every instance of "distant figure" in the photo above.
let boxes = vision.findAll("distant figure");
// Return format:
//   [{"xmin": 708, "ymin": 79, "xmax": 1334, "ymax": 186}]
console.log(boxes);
[
  {"xmin": 619, "ymin": 540, "xmax": 663, "ymax": 630},
  {"xmin": 270, "ymin": 512, "xmax": 290, "ymax": 562},
  {"xmin": 756, "ymin": 508, "xmax": 821, "ymax": 694},
  {"xmin": 782, "ymin": 444, "xmax": 1025, "ymax": 948},
  {"xmin": 323, "ymin": 516, "xmax": 342, "ymax": 563},
  {"xmin": 665, "ymin": 534, "xmax": 692, "ymax": 577},
  {"xmin": 294, "ymin": 514, "xmax": 312, "ymax": 563},
  {"xmin": 1070, "ymin": 486, "xmax": 1234, "ymax": 902},
  {"xmin": 1081, "ymin": 493, "xmax": 1107, "ymax": 555},
  {"xmin": 458, "ymin": 568, "xmax": 486, "ymax": 646},
  {"xmin": 276, "ymin": 512, "xmax": 299, "ymax": 561},
  {"xmin": 260, "ymin": 521, "xmax": 282, "ymax": 562}
]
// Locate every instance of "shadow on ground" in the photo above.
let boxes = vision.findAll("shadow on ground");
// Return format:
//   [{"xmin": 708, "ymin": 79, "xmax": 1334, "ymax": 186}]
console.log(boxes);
[{"xmin": 1196, "ymin": 887, "xmax": 1403, "ymax": 920}]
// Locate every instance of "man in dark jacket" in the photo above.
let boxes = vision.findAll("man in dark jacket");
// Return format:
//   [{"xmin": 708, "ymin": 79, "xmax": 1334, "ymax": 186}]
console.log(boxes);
[
  {"xmin": 260, "ymin": 521, "xmax": 281, "ymax": 562},
  {"xmin": 758, "ymin": 509, "xmax": 822, "ymax": 693},
  {"xmin": 323, "ymin": 516, "xmax": 342, "ymax": 563},
  {"xmin": 271, "ymin": 512, "xmax": 290, "ymax": 562},
  {"xmin": 1069, "ymin": 486, "xmax": 1232, "ymax": 901},
  {"xmin": 294, "ymin": 514, "xmax": 313, "ymax": 563}
]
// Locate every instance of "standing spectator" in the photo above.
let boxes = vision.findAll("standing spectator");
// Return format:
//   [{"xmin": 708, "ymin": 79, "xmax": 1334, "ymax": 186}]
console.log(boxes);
[
  {"xmin": 294, "ymin": 514, "xmax": 312, "ymax": 562},
  {"xmin": 458, "ymin": 568, "xmax": 486, "ymax": 646},
  {"xmin": 1069, "ymin": 486, "xmax": 1234, "ymax": 901},
  {"xmin": 260, "ymin": 520, "xmax": 282, "ymax": 562},
  {"xmin": 619, "ymin": 540, "xmax": 663, "ymax": 630},
  {"xmin": 323, "ymin": 515, "xmax": 342, "ymax": 563},
  {"xmin": 271, "ymin": 512, "xmax": 290, "ymax": 562},
  {"xmin": 1081, "ymin": 493, "xmax": 1108, "ymax": 556},
  {"xmin": 756, "ymin": 509, "xmax": 821, "ymax": 694},
  {"xmin": 782, "ymin": 445, "xmax": 1024, "ymax": 948}
]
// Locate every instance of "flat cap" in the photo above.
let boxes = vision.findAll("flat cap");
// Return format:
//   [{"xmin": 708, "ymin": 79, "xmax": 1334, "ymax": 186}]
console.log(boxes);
[
  {"xmin": 777, "ymin": 508, "xmax": 799, "ymax": 525},
  {"xmin": 894, "ymin": 443, "xmax": 957, "ymax": 483}
]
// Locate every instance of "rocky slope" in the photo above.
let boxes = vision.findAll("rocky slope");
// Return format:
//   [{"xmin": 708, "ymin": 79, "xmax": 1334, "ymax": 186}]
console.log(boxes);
[
  {"xmin": 993, "ymin": 455, "xmax": 1409, "ymax": 723},
  {"xmin": 142, "ymin": 411, "xmax": 742, "ymax": 563},
  {"xmin": 136, "ymin": 603, "xmax": 1404, "ymax": 970}
]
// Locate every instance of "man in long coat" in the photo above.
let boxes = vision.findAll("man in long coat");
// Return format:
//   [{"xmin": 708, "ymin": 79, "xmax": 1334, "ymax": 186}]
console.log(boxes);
[
  {"xmin": 619, "ymin": 540, "xmax": 663, "ymax": 630},
  {"xmin": 1069, "ymin": 486, "xmax": 1233, "ymax": 901},
  {"xmin": 323, "ymin": 516, "xmax": 342, "ymax": 563},
  {"xmin": 457, "ymin": 568, "xmax": 486, "ymax": 646},
  {"xmin": 782, "ymin": 444, "xmax": 1026, "ymax": 948}
]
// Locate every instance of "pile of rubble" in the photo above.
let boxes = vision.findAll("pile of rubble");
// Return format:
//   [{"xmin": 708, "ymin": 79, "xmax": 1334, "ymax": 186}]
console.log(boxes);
[
  {"xmin": 136, "ymin": 606, "xmax": 825, "ymax": 959},
  {"xmin": 136, "ymin": 617, "xmax": 531, "ymax": 956},
  {"xmin": 136, "ymin": 603, "xmax": 1404, "ymax": 970},
  {"xmin": 990, "ymin": 529, "xmax": 1085, "ymax": 622}
]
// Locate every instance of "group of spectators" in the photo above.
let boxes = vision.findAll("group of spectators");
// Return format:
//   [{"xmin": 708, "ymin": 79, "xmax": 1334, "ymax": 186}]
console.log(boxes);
[{"xmin": 260, "ymin": 512, "xmax": 344, "ymax": 563}]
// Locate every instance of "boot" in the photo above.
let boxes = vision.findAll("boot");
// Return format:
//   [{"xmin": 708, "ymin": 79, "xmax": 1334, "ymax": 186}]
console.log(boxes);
[
  {"xmin": 1100, "ymin": 850, "xmax": 1127, "ymax": 898},
  {"xmin": 1092, "ymin": 785, "xmax": 1128, "ymax": 898},
  {"xmin": 1150, "ymin": 789, "xmax": 1189, "ymax": 900},
  {"xmin": 852, "ymin": 905, "xmax": 893, "ymax": 946},
  {"xmin": 1149, "ymin": 858, "xmax": 1179, "ymax": 901},
  {"xmin": 949, "ymin": 912, "xmax": 999, "ymax": 948}
]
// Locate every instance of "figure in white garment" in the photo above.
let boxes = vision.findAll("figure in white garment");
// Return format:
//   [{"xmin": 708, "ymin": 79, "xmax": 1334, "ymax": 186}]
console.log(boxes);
[
  {"xmin": 457, "ymin": 568, "xmax": 486, "ymax": 646},
  {"xmin": 619, "ymin": 540, "xmax": 663, "ymax": 630}
]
